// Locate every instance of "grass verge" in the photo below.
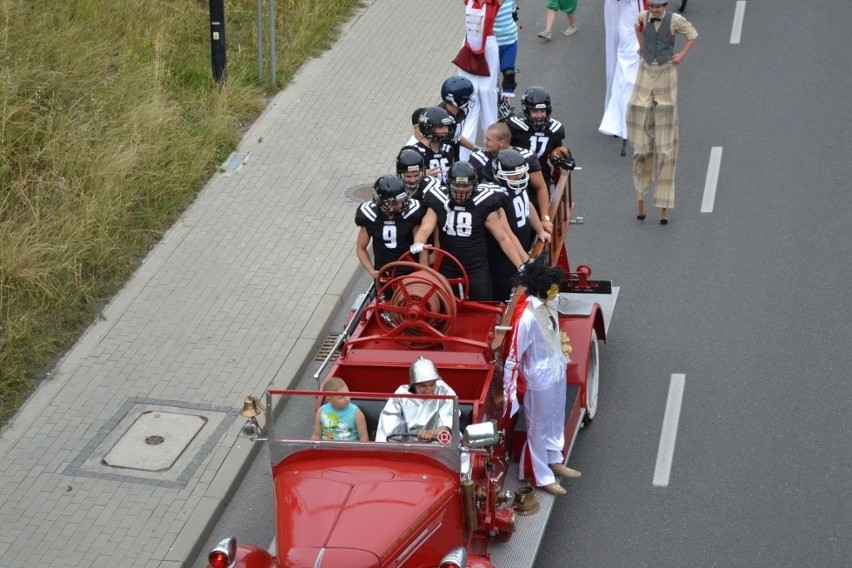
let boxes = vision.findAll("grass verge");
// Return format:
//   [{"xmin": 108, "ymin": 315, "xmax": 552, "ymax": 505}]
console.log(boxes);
[{"xmin": 0, "ymin": 0, "xmax": 362, "ymax": 424}]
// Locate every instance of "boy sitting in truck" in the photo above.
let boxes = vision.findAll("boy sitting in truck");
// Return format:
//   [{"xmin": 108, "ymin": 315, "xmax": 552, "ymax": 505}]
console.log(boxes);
[{"xmin": 310, "ymin": 377, "xmax": 369, "ymax": 441}]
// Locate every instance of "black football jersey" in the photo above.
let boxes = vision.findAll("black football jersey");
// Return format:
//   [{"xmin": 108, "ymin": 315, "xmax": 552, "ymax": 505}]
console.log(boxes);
[
  {"xmin": 492, "ymin": 184, "xmax": 534, "ymax": 251},
  {"xmin": 423, "ymin": 183, "xmax": 502, "ymax": 276},
  {"xmin": 469, "ymin": 146, "xmax": 543, "ymax": 184},
  {"xmin": 355, "ymin": 200, "xmax": 426, "ymax": 269},
  {"xmin": 412, "ymin": 141, "xmax": 456, "ymax": 184},
  {"xmin": 505, "ymin": 115, "xmax": 566, "ymax": 186},
  {"xmin": 409, "ymin": 175, "xmax": 441, "ymax": 202}
]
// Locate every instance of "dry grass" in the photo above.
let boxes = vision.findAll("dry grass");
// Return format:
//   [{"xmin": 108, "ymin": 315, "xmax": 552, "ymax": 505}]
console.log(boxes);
[{"xmin": 0, "ymin": 0, "xmax": 361, "ymax": 423}]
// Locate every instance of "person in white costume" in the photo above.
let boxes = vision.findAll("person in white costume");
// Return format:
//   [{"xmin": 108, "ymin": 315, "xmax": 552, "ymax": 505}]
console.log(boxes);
[
  {"xmin": 455, "ymin": 0, "xmax": 502, "ymax": 160},
  {"xmin": 502, "ymin": 257, "xmax": 581, "ymax": 496},
  {"xmin": 376, "ymin": 358, "xmax": 457, "ymax": 442},
  {"xmin": 599, "ymin": 0, "xmax": 643, "ymax": 154}
]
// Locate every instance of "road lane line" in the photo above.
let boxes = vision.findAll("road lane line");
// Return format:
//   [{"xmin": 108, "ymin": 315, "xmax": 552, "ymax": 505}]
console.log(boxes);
[
  {"xmin": 730, "ymin": 1, "xmax": 746, "ymax": 44},
  {"xmin": 701, "ymin": 147, "xmax": 723, "ymax": 213},
  {"xmin": 653, "ymin": 373, "xmax": 686, "ymax": 487}
]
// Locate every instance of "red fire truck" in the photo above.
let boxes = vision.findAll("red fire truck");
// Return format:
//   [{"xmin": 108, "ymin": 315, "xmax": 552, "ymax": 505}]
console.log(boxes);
[{"xmin": 206, "ymin": 171, "xmax": 618, "ymax": 568}]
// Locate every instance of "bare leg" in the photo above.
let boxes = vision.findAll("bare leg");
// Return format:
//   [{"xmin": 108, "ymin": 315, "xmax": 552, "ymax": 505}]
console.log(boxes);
[{"xmin": 539, "ymin": 9, "xmax": 557, "ymax": 39}]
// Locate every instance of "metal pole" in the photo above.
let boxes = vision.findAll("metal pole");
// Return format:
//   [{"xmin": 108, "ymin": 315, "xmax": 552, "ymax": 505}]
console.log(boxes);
[
  {"xmin": 256, "ymin": 0, "xmax": 264, "ymax": 80},
  {"xmin": 268, "ymin": 0, "xmax": 277, "ymax": 86},
  {"xmin": 209, "ymin": 0, "xmax": 227, "ymax": 82}
]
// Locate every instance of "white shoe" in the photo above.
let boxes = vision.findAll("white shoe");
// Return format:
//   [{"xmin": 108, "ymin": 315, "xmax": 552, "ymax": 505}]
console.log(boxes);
[
  {"xmin": 537, "ymin": 30, "xmax": 552, "ymax": 40},
  {"xmin": 564, "ymin": 26, "xmax": 577, "ymax": 36}
]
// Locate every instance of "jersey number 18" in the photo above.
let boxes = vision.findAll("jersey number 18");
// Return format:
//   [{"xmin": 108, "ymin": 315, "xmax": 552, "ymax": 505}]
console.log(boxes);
[{"xmin": 445, "ymin": 211, "xmax": 473, "ymax": 237}]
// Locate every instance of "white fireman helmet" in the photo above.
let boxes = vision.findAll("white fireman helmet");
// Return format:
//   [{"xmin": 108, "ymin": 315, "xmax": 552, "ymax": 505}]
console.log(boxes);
[{"xmin": 409, "ymin": 357, "xmax": 441, "ymax": 385}]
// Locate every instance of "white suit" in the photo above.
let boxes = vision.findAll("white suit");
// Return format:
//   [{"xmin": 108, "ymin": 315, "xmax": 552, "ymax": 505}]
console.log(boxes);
[
  {"xmin": 599, "ymin": 0, "xmax": 642, "ymax": 139},
  {"xmin": 503, "ymin": 296, "xmax": 570, "ymax": 487}
]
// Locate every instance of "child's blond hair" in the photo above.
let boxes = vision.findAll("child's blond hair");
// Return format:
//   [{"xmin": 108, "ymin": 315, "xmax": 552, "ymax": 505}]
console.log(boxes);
[{"xmin": 322, "ymin": 377, "xmax": 348, "ymax": 393}]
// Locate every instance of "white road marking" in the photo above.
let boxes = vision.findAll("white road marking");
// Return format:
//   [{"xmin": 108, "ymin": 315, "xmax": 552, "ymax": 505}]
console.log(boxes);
[
  {"xmin": 701, "ymin": 147, "xmax": 723, "ymax": 213},
  {"xmin": 653, "ymin": 373, "xmax": 686, "ymax": 487},
  {"xmin": 730, "ymin": 1, "xmax": 746, "ymax": 44}
]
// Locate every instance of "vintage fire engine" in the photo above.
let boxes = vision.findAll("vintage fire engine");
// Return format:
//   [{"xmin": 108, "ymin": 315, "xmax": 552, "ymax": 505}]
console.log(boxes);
[{"xmin": 206, "ymin": 171, "xmax": 618, "ymax": 568}]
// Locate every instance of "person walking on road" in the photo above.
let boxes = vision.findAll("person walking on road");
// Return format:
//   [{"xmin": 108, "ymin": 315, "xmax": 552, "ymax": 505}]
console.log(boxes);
[
  {"xmin": 537, "ymin": 0, "xmax": 578, "ymax": 40},
  {"xmin": 626, "ymin": 0, "xmax": 697, "ymax": 225}
]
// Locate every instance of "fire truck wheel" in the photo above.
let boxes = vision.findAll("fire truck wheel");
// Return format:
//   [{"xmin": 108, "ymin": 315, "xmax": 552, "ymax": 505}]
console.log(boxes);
[{"xmin": 582, "ymin": 330, "xmax": 600, "ymax": 426}]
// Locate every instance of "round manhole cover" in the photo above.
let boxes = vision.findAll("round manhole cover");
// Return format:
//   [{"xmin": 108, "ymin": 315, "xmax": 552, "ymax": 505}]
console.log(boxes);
[
  {"xmin": 344, "ymin": 183, "xmax": 374, "ymax": 203},
  {"xmin": 145, "ymin": 435, "xmax": 165, "ymax": 446}
]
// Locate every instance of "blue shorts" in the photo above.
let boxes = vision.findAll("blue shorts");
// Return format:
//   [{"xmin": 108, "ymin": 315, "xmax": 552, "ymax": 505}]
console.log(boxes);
[{"xmin": 498, "ymin": 42, "xmax": 517, "ymax": 72}]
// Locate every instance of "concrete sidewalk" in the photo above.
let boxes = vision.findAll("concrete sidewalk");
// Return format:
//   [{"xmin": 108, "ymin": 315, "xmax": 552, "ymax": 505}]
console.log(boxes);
[{"xmin": 0, "ymin": 2, "xmax": 463, "ymax": 566}]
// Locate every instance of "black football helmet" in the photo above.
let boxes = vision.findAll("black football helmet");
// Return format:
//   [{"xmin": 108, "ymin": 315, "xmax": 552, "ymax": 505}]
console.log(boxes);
[
  {"xmin": 495, "ymin": 149, "xmax": 530, "ymax": 192},
  {"xmin": 521, "ymin": 86, "xmax": 552, "ymax": 131},
  {"xmin": 418, "ymin": 106, "xmax": 456, "ymax": 144},
  {"xmin": 446, "ymin": 161, "xmax": 478, "ymax": 205},
  {"xmin": 373, "ymin": 175, "xmax": 409, "ymax": 218},
  {"xmin": 440, "ymin": 76, "xmax": 475, "ymax": 121},
  {"xmin": 395, "ymin": 147, "xmax": 425, "ymax": 194}
]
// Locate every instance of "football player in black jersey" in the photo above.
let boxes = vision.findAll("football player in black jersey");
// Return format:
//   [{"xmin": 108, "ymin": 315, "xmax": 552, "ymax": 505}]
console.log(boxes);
[
  {"xmin": 355, "ymin": 175, "xmax": 426, "ymax": 278},
  {"xmin": 469, "ymin": 121, "xmax": 553, "ymax": 233},
  {"xmin": 488, "ymin": 149, "xmax": 551, "ymax": 301},
  {"xmin": 411, "ymin": 106, "xmax": 459, "ymax": 184},
  {"xmin": 410, "ymin": 161, "xmax": 529, "ymax": 301},
  {"xmin": 395, "ymin": 146, "xmax": 440, "ymax": 202},
  {"xmin": 439, "ymin": 76, "xmax": 481, "ymax": 161},
  {"xmin": 504, "ymin": 86, "xmax": 576, "ymax": 204}
]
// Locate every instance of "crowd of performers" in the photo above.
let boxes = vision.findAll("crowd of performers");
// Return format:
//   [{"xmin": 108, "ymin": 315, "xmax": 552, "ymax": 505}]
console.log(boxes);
[{"xmin": 351, "ymin": 0, "xmax": 696, "ymax": 496}]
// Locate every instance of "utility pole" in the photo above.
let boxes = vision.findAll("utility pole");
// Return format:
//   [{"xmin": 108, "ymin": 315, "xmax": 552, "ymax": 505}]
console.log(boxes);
[{"xmin": 209, "ymin": 0, "xmax": 227, "ymax": 82}]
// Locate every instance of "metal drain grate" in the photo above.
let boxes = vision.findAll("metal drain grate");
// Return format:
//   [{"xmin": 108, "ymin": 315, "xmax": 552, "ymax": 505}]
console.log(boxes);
[{"xmin": 314, "ymin": 334, "xmax": 340, "ymax": 362}]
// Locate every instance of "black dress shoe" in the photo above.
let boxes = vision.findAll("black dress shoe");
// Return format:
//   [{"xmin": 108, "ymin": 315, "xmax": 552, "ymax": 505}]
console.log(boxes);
[
  {"xmin": 660, "ymin": 219, "xmax": 668, "ymax": 225},
  {"xmin": 637, "ymin": 214, "xmax": 646, "ymax": 220}
]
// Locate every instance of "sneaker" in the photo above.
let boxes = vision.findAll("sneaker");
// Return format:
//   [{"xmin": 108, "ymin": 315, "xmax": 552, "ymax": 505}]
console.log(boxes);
[
  {"xmin": 537, "ymin": 30, "xmax": 552, "ymax": 40},
  {"xmin": 564, "ymin": 26, "xmax": 577, "ymax": 36}
]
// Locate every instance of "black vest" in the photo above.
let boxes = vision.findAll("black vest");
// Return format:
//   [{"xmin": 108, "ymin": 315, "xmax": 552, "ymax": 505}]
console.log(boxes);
[{"xmin": 642, "ymin": 12, "xmax": 674, "ymax": 64}]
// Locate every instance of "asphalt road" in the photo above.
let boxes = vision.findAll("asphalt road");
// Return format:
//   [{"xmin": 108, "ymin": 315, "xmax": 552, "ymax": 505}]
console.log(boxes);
[
  {"xmin": 533, "ymin": 1, "xmax": 852, "ymax": 567},
  {"xmin": 193, "ymin": 1, "xmax": 852, "ymax": 566}
]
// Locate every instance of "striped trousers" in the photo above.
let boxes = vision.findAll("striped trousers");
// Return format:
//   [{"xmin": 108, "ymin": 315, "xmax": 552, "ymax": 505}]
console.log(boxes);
[{"xmin": 627, "ymin": 61, "xmax": 679, "ymax": 209}]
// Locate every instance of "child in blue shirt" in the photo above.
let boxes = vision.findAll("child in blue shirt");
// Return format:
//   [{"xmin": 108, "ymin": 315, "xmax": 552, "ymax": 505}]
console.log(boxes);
[{"xmin": 310, "ymin": 377, "xmax": 369, "ymax": 441}]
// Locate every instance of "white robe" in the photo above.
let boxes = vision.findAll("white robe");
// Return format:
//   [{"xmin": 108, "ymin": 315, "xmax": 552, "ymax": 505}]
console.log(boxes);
[{"xmin": 599, "ymin": 0, "xmax": 642, "ymax": 139}]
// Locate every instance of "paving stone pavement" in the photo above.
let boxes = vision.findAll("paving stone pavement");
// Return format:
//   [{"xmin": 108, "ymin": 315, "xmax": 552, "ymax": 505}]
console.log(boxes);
[{"xmin": 0, "ymin": 1, "xmax": 465, "ymax": 566}]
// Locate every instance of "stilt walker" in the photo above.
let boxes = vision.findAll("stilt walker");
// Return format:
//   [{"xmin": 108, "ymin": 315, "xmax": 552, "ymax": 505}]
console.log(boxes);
[
  {"xmin": 599, "ymin": 0, "xmax": 644, "ymax": 156},
  {"xmin": 455, "ymin": 0, "xmax": 501, "ymax": 160},
  {"xmin": 626, "ymin": 0, "xmax": 696, "ymax": 224}
]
